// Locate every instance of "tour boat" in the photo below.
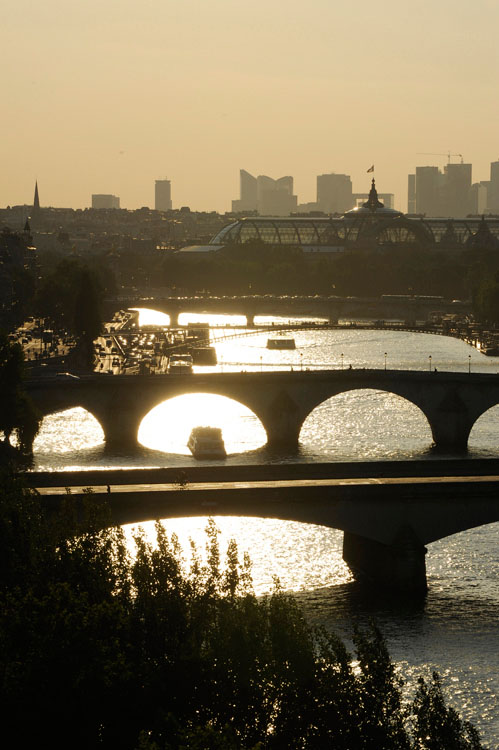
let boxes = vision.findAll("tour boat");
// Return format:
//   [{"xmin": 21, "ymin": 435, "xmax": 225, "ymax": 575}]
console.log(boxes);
[
  {"xmin": 266, "ymin": 336, "xmax": 296, "ymax": 350},
  {"xmin": 167, "ymin": 353, "xmax": 193, "ymax": 374},
  {"xmin": 187, "ymin": 426, "xmax": 226, "ymax": 459}
]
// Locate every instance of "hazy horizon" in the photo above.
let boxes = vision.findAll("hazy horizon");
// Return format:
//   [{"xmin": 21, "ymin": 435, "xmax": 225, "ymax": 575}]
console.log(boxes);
[{"xmin": 3, "ymin": 0, "xmax": 499, "ymax": 213}]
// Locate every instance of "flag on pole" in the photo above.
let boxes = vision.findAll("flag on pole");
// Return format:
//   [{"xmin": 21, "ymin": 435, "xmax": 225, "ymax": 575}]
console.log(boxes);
[{"xmin": 367, "ymin": 165, "xmax": 374, "ymax": 173}]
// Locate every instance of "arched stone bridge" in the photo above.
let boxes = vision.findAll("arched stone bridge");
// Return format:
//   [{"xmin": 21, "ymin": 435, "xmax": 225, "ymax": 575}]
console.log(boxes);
[{"xmin": 27, "ymin": 369, "xmax": 499, "ymax": 453}]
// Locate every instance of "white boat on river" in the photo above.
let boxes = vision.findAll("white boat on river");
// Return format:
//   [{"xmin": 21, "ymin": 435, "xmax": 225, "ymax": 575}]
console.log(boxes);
[{"xmin": 187, "ymin": 426, "xmax": 226, "ymax": 459}]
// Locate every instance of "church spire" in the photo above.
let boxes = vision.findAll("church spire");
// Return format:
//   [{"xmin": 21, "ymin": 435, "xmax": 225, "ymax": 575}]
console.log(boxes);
[{"xmin": 33, "ymin": 180, "xmax": 40, "ymax": 211}]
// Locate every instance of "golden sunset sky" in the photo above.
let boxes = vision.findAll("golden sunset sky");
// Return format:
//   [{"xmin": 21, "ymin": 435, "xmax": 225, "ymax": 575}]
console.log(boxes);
[{"xmin": 2, "ymin": 0, "xmax": 498, "ymax": 212}]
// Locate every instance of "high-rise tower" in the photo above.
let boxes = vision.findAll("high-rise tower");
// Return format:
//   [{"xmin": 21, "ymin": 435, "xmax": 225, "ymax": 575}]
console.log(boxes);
[
  {"xmin": 487, "ymin": 161, "xmax": 499, "ymax": 213},
  {"xmin": 316, "ymin": 173, "xmax": 353, "ymax": 213},
  {"xmin": 155, "ymin": 179, "xmax": 172, "ymax": 211},
  {"xmin": 232, "ymin": 170, "xmax": 297, "ymax": 215}
]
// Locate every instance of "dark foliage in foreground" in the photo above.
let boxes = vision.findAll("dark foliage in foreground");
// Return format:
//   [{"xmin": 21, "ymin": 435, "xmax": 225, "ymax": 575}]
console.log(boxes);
[
  {"xmin": 0, "ymin": 333, "xmax": 40, "ymax": 458},
  {"xmin": 0, "ymin": 475, "xmax": 485, "ymax": 749}
]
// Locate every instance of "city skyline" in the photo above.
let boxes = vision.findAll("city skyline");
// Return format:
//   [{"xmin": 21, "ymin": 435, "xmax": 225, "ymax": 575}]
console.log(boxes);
[
  {"xmin": 2, "ymin": 0, "xmax": 499, "ymax": 213},
  {"xmin": 9, "ymin": 158, "xmax": 499, "ymax": 217}
]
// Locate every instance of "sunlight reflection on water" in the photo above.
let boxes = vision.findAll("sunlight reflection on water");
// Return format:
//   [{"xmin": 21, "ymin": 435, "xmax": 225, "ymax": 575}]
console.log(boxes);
[
  {"xmin": 138, "ymin": 393, "xmax": 266, "ymax": 455},
  {"xmin": 123, "ymin": 516, "xmax": 352, "ymax": 596}
]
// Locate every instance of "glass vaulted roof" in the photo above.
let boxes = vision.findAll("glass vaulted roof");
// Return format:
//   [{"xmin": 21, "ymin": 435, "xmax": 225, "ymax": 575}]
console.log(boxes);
[{"xmin": 210, "ymin": 217, "xmax": 338, "ymax": 246}]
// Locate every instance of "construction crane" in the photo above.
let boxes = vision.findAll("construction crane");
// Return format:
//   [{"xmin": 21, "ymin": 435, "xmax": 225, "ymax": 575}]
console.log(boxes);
[{"xmin": 416, "ymin": 152, "xmax": 464, "ymax": 164}]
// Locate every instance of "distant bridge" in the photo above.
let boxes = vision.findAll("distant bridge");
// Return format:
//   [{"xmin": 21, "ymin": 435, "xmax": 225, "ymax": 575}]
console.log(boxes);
[
  {"xmin": 27, "ymin": 369, "xmax": 499, "ymax": 453},
  {"xmin": 105, "ymin": 294, "xmax": 469, "ymax": 327}
]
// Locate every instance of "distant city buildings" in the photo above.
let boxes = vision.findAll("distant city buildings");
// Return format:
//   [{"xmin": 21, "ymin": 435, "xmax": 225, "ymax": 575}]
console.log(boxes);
[
  {"xmin": 406, "ymin": 160, "xmax": 499, "ymax": 217},
  {"xmin": 92, "ymin": 194, "xmax": 120, "ymax": 209},
  {"xmin": 12, "ymin": 157, "xmax": 499, "ymax": 222},
  {"xmin": 4, "ymin": 176, "xmax": 499, "ymax": 274},
  {"xmin": 316, "ymin": 173, "xmax": 353, "ymax": 213},
  {"xmin": 185, "ymin": 179, "xmax": 499, "ymax": 257},
  {"xmin": 486, "ymin": 160, "xmax": 499, "ymax": 213},
  {"xmin": 155, "ymin": 179, "xmax": 172, "ymax": 211},
  {"xmin": 233, "ymin": 169, "xmax": 257, "ymax": 212},
  {"xmin": 232, "ymin": 170, "xmax": 297, "ymax": 216},
  {"xmin": 233, "ymin": 169, "xmax": 393, "ymax": 216}
]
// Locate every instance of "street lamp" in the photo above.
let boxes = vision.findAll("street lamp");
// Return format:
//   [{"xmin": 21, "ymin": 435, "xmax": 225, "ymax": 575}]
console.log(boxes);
[
  {"xmin": 300, "ymin": 352, "xmax": 303, "ymax": 371},
  {"xmin": 340, "ymin": 353, "xmax": 344, "ymax": 370},
  {"xmin": 260, "ymin": 355, "xmax": 263, "ymax": 372},
  {"xmin": 468, "ymin": 354, "xmax": 471, "ymax": 374},
  {"xmin": 384, "ymin": 352, "xmax": 387, "ymax": 371},
  {"xmin": 428, "ymin": 355, "xmax": 432, "ymax": 372}
]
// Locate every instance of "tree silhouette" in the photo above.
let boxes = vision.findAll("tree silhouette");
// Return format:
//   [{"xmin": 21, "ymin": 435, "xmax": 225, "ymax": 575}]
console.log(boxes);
[
  {"xmin": 0, "ymin": 334, "xmax": 40, "ymax": 458},
  {"xmin": 0, "ymin": 479, "xmax": 486, "ymax": 750}
]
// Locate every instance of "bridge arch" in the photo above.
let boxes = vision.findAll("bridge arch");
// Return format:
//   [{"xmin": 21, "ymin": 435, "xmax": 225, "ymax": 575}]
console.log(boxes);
[
  {"xmin": 131, "ymin": 307, "xmax": 171, "ymax": 326},
  {"xmin": 33, "ymin": 407, "xmax": 105, "ymax": 456},
  {"xmin": 299, "ymin": 388, "xmax": 433, "ymax": 457},
  {"xmin": 138, "ymin": 393, "xmax": 267, "ymax": 455},
  {"xmin": 468, "ymin": 403, "xmax": 499, "ymax": 455}
]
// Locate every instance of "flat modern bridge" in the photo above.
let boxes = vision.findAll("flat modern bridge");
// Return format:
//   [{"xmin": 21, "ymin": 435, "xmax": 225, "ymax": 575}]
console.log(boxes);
[
  {"xmin": 31, "ymin": 460, "xmax": 499, "ymax": 592},
  {"xmin": 105, "ymin": 294, "xmax": 469, "ymax": 327},
  {"xmin": 27, "ymin": 369, "xmax": 499, "ymax": 453}
]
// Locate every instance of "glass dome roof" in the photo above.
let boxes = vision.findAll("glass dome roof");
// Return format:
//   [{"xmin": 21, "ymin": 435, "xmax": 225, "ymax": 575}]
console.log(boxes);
[{"xmin": 210, "ymin": 217, "xmax": 338, "ymax": 246}]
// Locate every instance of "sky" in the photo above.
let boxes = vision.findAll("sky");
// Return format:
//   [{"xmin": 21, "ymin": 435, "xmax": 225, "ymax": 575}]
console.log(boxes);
[{"xmin": 2, "ymin": 0, "xmax": 499, "ymax": 213}]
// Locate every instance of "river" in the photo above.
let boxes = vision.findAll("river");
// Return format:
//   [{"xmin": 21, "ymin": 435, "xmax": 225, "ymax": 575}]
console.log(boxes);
[{"xmin": 31, "ymin": 310, "xmax": 498, "ymax": 745}]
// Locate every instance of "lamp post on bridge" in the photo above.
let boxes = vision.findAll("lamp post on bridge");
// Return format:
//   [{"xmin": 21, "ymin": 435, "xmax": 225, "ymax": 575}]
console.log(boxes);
[
  {"xmin": 428, "ymin": 355, "xmax": 432, "ymax": 372},
  {"xmin": 468, "ymin": 354, "xmax": 471, "ymax": 374},
  {"xmin": 300, "ymin": 352, "xmax": 303, "ymax": 371},
  {"xmin": 341, "ymin": 353, "xmax": 344, "ymax": 370},
  {"xmin": 260, "ymin": 355, "xmax": 263, "ymax": 372},
  {"xmin": 384, "ymin": 352, "xmax": 387, "ymax": 371}
]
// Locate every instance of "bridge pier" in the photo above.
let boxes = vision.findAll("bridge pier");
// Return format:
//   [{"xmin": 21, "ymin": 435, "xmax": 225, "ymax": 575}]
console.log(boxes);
[
  {"xmin": 265, "ymin": 429, "xmax": 301, "ymax": 452},
  {"xmin": 260, "ymin": 392, "xmax": 305, "ymax": 452},
  {"xmin": 168, "ymin": 308, "xmax": 180, "ymax": 327},
  {"xmin": 92, "ymin": 407, "xmax": 143, "ymax": 452},
  {"xmin": 343, "ymin": 527, "xmax": 428, "ymax": 593},
  {"xmin": 428, "ymin": 407, "xmax": 472, "ymax": 453}
]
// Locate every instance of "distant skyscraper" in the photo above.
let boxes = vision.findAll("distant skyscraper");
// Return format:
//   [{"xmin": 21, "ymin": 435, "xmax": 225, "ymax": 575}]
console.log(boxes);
[
  {"xmin": 415, "ymin": 166, "xmax": 442, "ymax": 216},
  {"xmin": 256, "ymin": 175, "xmax": 297, "ymax": 215},
  {"xmin": 487, "ymin": 160, "xmax": 499, "ymax": 213},
  {"xmin": 407, "ymin": 174, "xmax": 416, "ymax": 213},
  {"xmin": 316, "ymin": 173, "xmax": 353, "ymax": 213},
  {"xmin": 412, "ymin": 163, "xmax": 472, "ymax": 217},
  {"xmin": 240, "ymin": 170, "xmax": 257, "ymax": 209},
  {"xmin": 155, "ymin": 179, "xmax": 172, "ymax": 211},
  {"xmin": 470, "ymin": 182, "xmax": 488, "ymax": 214},
  {"xmin": 232, "ymin": 170, "xmax": 297, "ymax": 215},
  {"xmin": 442, "ymin": 163, "xmax": 472, "ymax": 217},
  {"xmin": 91, "ymin": 194, "xmax": 120, "ymax": 209}
]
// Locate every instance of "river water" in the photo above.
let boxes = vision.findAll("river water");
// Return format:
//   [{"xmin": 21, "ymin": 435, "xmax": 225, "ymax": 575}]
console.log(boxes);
[{"xmin": 32, "ymin": 310, "xmax": 498, "ymax": 745}]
